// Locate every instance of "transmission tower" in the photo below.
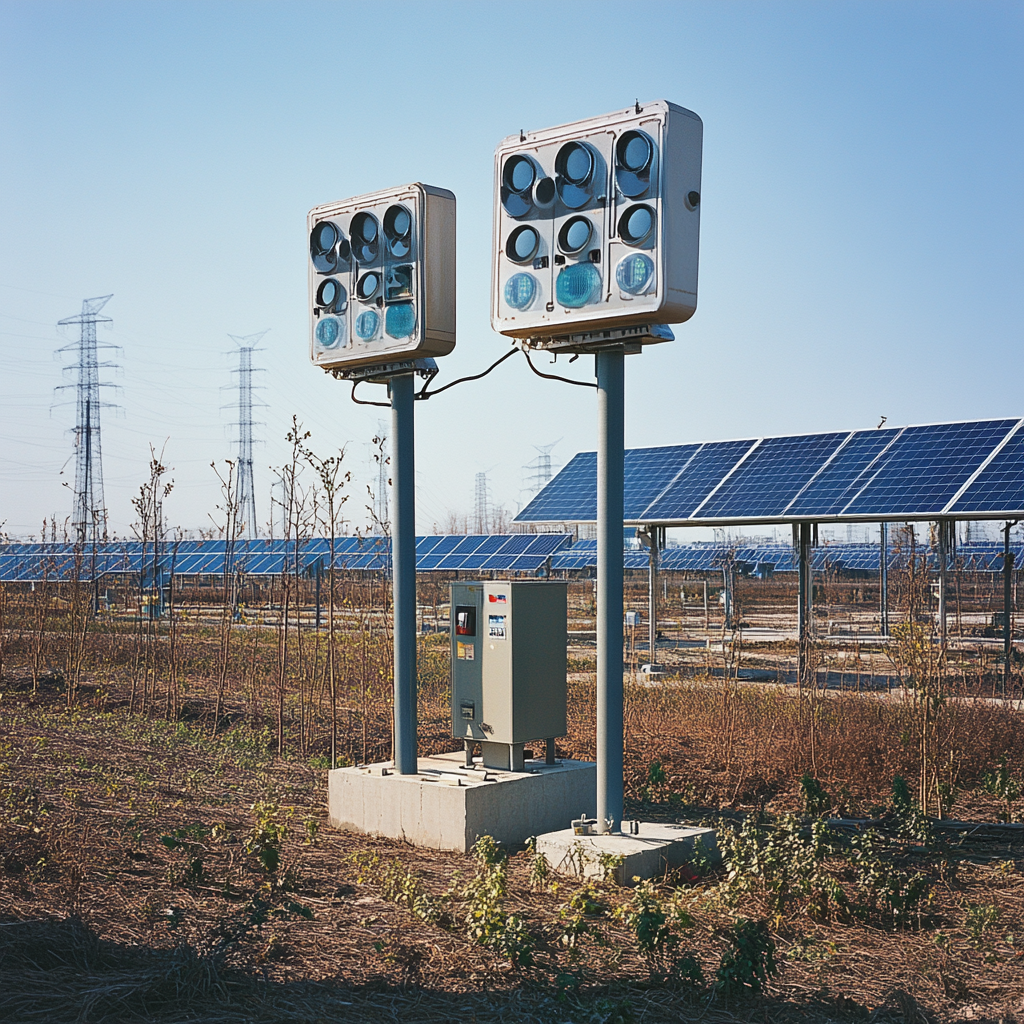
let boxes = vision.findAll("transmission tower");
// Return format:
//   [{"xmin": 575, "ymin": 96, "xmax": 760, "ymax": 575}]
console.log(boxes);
[
  {"xmin": 57, "ymin": 295, "xmax": 118, "ymax": 545},
  {"xmin": 523, "ymin": 440, "xmax": 560, "ymax": 496},
  {"xmin": 474, "ymin": 471, "xmax": 491, "ymax": 534},
  {"xmin": 226, "ymin": 332, "xmax": 268, "ymax": 538}
]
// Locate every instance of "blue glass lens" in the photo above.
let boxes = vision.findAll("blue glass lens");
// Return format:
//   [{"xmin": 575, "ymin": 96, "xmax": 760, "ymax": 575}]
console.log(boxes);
[
  {"xmin": 616, "ymin": 253, "xmax": 654, "ymax": 295},
  {"xmin": 619, "ymin": 204, "xmax": 655, "ymax": 245},
  {"xmin": 563, "ymin": 143, "xmax": 592, "ymax": 184},
  {"xmin": 391, "ymin": 209, "xmax": 410, "ymax": 236},
  {"xmin": 508, "ymin": 156, "xmax": 534, "ymax": 192},
  {"xmin": 357, "ymin": 272, "xmax": 380, "ymax": 301},
  {"xmin": 355, "ymin": 309, "xmax": 379, "ymax": 340},
  {"xmin": 385, "ymin": 302, "xmax": 416, "ymax": 339},
  {"xmin": 559, "ymin": 216, "xmax": 592, "ymax": 254},
  {"xmin": 555, "ymin": 263, "xmax": 601, "ymax": 308},
  {"xmin": 316, "ymin": 316, "xmax": 342, "ymax": 348},
  {"xmin": 504, "ymin": 272, "xmax": 536, "ymax": 310},
  {"xmin": 623, "ymin": 135, "xmax": 650, "ymax": 170},
  {"xmin": 506, "ymin": 226, "xmax": 539, "ymax": 264}
]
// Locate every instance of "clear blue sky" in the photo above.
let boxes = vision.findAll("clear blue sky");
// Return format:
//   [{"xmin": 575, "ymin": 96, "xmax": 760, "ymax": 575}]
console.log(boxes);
[{"xmin": 1, "ymin": 1, "xmax": 1021, "ymax": 539}]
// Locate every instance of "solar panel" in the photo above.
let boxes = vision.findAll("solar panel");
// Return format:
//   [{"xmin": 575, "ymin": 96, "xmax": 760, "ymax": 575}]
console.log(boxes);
[
  {"xmin": 642, "ymin": 439, "xmax": 758, "ymax": 521},
  {"xmin": 515, "ymin": 418, "xmax": 1024, "ymax": 525},
  {"xmin": 694, "ymin": 433, "xmax": 849, "ymax": 520}
]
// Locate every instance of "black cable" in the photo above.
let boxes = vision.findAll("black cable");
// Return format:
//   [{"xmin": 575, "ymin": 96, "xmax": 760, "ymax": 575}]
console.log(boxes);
[
  {"xmin": 350, "ymin": 381, "xmax": 390, "ymax": 408},
  {"xmin": 416, "ymin": 346, "xmax": 518, "ymax": 399},
  {"xmin": 522, "ymin": 348, "xmax": 597, "ymax": 388}
]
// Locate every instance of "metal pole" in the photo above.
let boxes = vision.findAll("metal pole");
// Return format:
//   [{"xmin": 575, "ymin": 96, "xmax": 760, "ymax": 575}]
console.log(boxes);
[
  {"xmin": 1004, "ymin": 521, "xmax": 1015, "ymax": 695},
  {"xmin": 797, "ymin": 523, "xmax": 811, "ymax": 689},
  {"xmin": 937, "ymin": 520, "xmax": 948, "ymax": 646},
  {"xmin": 390, "ymin": 372, "xmax": 417, "ymax": 775},
  {"xmin": 880, "ymin": 522, "xmax": 889, "ymax": 635},
  {"xmin": 596, "ymin": 348, "xmax": 624, "ymax": 834},
  {"xmin": 648, "ymin": 525, "xmax": 658, "ymax": 666}
]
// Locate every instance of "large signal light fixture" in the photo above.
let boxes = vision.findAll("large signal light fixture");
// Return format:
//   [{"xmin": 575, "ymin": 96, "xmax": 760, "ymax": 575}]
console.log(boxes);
[
  {"xmin": 308, "ymin": 183, "xmax": 456, "ymax": 372},
  {"xmin": 491, "ymin": 101, "xmax": 702, "ymax": 341}
]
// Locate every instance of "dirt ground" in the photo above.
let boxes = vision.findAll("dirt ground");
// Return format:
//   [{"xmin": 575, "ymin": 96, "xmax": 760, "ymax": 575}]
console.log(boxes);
[{"xmin": 3, "ymin": 668, "xmax": 1024, "ymax": 1024}]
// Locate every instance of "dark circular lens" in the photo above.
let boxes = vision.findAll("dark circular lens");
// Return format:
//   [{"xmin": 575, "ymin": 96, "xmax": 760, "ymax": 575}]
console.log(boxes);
[
  {"xmin": 555, "ymin": 142, "xmax": 595, "ymax": 209},
  {"xmin": 557, "ymin": 216, "xmax": 592, "ymax": 255},
  {"xmin": 311, "ymin": 221, "xmax": 337, "ymax": 253},
  {"xmin": 383, "ymin": 205, "xmax": 412, "ymax": 258},
  {"xmin": 615, "ymin": 130, "xmax": 655, "ymax": 198},
  {"xmin": 617, "ymin": 131, "xmax": 653, "ymax": 172},
  {"xmin": 310, "ymin": 221, "xmax": 341, "ymax": 273},
  {"xmin": 534, "ymin": 176, "xmax": 555, "ymax": 207},
  {"xmin": 504, "ymin": 155, "xmax": 535, "ymax": 194},
  {"xmin": 350, "ymin": 212, "xmax": 379, "ymax": 262},
  {"xmin": 558, "ymin": 142, "xmax": 593, "ymax": 185},
  {"xmin": 356, "ymin": 272, "xmax": 380, "ymax": 301},
  {"xmin": 316, "ymin": 278, "xmax": 346, "ymax": 311},
  {"xmin": 618, "ymin": 204, "xmax": 655, "ymax": 246},
  {"xmin": 506, "ymin": 225, "xmax": 539, "ymax": 264}
]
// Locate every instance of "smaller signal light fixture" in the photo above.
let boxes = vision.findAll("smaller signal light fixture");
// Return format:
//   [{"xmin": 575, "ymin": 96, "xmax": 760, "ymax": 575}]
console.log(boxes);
[
  {"xmin": 491, "ymin": 101, "xmax": 702, "ymax": 346},
  {"xmin": 308, "ymin": 183, "xmax": 456, "ymax": 373}
]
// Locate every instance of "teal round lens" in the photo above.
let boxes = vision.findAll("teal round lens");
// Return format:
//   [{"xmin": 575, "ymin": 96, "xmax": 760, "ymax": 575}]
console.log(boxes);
[
  {"xmin": 385, "ymin": 302, "xmax": 416, "ymax": 338},
  {"xmin": 316, "ymin": 316, "xmax": 342, "ymax": 348},
  {"xmin": 555, "ymin": 263, "xmax": 601, "ymax": 308},
  {"xmin": 384, "ymin": 205, "xmax": 412, "ymax": 258},
  {"xmin": 355, "ymin": 309, "xmax": 379, "ymax": 340},
  {"xmin": 504, "ymin": 272, "xmax": 536, "ymax": 310},
  {"xmin": 616, "ymin": 253, "xmax": 654, "ymax": 295}
]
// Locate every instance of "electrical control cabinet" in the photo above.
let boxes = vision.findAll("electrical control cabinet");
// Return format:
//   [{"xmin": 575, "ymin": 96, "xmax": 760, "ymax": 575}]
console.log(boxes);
[{"xmin": 451, "ymin": 581, "xmax": 567, "ymax": 770}]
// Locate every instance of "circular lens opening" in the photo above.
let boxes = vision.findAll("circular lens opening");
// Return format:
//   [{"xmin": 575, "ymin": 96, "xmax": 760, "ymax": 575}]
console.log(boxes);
[
  {"xmin": 504, "ymin": 155, "xmax": 535, "ymax": 194},
  {"xmin": 616, "ymin": 253, "xmax": 655, "ymax": 295},
  {"xmin": 618, "ymin": 204, "xmax": 655, "ymax": 246},
  {"xmin": 383, "ymin": 206, "xmax": 412, "ymax": 258},
  {"xmin": 506, "ymin": 225, "xmax": 539, "ymax": 265},
  {"xmin": 555, "ymin": 263, "xmax": 601, "ymax": 309},
  {"xmin": 617, "ymin": 131, "xmax": 653, "ymax": 172},
  {"xmin": 557, "ymin": 216, "xmax": 592, "ymax": 255},
  {"xmin": 558, "ymin": 142, "xmax": 593, "ymax": 185},
  {"xmin": 356, "ymin": 272, "xmax": 380, "ymax": 301},
  {"xmin": 310, "ymin": 221, "xmax": 341, "ymax": 272},
  {"xmin": 385, "ymin": 302, "xmax": 416, "ymax": 339},
  {"xmin": 316, "ymin": 278, "xmax": 346, "ymax": 311},
  {"xmin": 355, "ymin": 309, "xmax": 380, "ymax": 341},
  {"xmin": 504, "ymin": 272, "xmax": 537, "ymax": 311},
  {"xmin": 315, "ymin": 316, "xmax": 342, "ymax": 349},
  {"xmin": 350, "ymin": 212, "xmax": 379, "ymax": 262},
  {"xmin": 534, "ymin": 176, "xmax": 556, "ymax": 207}
]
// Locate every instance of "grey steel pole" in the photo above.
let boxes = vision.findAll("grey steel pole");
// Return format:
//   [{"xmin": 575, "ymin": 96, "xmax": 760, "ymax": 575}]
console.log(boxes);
[
  {"xmin": 390, "ymin": 372, "xmax": 417, "ymax": 774},
  {"xmin": 937, "ymin": 520, "xmax": 948, "ymax": 646},
  {"xmin": 880, "ymin": 522, "xmax": 889, "ymax": 635},
  {"xmin": 648, "ymin": 526, "xmax": 658, "ymax": 666},
  {"xmin": 797, "ymin": 523, "xmax": 811, "ymax": 690},
  {"xmin": 1004, "ymin": 522, "xmax": 1015, "ymax": 695},
  {"xmin": 596, "ymin": 348, "xmax": 624, "ymax": 834}
]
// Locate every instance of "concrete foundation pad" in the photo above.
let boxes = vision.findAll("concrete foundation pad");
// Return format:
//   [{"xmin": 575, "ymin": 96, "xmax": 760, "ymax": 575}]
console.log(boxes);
[
  {"xmin": 328, "ymin": 751, "xmax": 596, "ymax": 854},
  {"xmin": 536, "ymin": 822, "xmax": 719, "ymax": 885}
]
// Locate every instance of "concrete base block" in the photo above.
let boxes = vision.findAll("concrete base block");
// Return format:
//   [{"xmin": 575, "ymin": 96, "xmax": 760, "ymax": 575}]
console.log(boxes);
[
  {"xmin": 536, "ymin": 822, "xmax": 719, "ymax": 885},
  {"xmin": 328, "ymin": 751, "xmax": 596, "ymax": 854}
]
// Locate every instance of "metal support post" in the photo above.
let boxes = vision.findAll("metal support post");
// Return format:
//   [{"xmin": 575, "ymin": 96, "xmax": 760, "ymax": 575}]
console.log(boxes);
[
  {"xmin": 937, "ymin": 520, "xmax": 948, "ymax": 646},
  {"xmin": 390, "ymin": 372, "xmax": 417, "ymax": 775},
  {"xmin": 797, "ymin": 522, "xmax": 812, "ymax": 689},
  {"xmin": 647, "ymin": 525, "xmax": 659, "ymax": 665},
  {"xmin": 1004, "ymin": 521, "xmax": 1017, "ymax": 695},
  {"xmin": 596, "ymin": 348, "xmax": 624, "ymax": 834},
  {"xmin": 880, "ymin": 522, "xmax": 889, "ymax": 635}
]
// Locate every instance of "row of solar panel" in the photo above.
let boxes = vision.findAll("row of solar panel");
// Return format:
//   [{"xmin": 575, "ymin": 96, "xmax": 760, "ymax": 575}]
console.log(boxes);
[
  {"xmin": 517, "ymin": 418, "xmax": 1024, "ymax": 525},
  {"xmin": 0, "ymin": 534, "xmax": 574, "ymax": 582}
]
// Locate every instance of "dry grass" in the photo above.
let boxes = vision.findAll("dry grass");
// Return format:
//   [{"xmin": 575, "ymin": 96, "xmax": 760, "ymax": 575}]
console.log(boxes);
[{"xmin": 3, "ymin": 620, "xmax": 1024, "ymax": 1021}]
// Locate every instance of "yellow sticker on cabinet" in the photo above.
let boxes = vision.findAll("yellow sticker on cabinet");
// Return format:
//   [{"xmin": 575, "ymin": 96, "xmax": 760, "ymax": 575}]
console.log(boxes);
[{"xmin": 456, "ymin": 641, "xmax": 475, "ymax": 660}]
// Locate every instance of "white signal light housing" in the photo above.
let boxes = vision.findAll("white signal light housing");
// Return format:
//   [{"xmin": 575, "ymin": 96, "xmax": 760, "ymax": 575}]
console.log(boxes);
[
  {"xmin": 491, "ymin": 101, "xmax": 702, "ymax": 341},
  {"xmin": 308, "ymin": 182, "xmax": 456, "ymax": 372}
]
